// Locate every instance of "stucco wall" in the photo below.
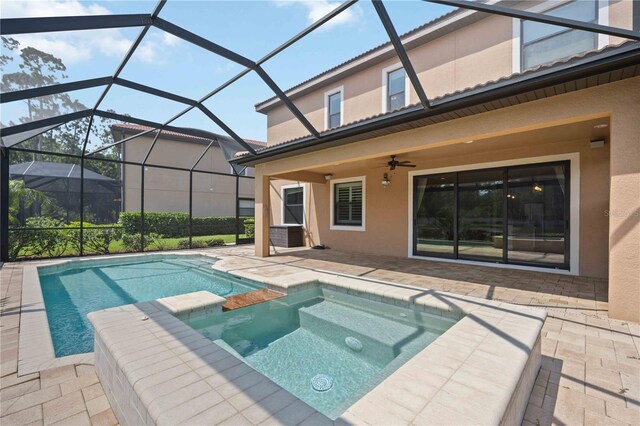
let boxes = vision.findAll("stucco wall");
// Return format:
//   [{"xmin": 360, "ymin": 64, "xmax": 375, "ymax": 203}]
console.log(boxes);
[
  {"xmin": 121, "ymin": 135, "xmax": 254, "ymax": 217},
  {"xmin": 256, "ymin": 77, "xmax": 640, "ymax": 321},
  {"xmin": 263, "ymin": 0, "xmax": 634, "ymax": 146},
  {"xmin": 291, "ymin": 137, "xmax": 609, "ymax": 278}
]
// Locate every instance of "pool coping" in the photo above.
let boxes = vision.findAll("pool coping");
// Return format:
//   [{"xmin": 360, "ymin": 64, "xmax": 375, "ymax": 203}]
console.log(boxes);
[
  {"xmin": 87, "ymin": 254, "xmax": 545, "ymax": 425},
  {"xmin": 17, "ymin": 251, "xmax": 223, "ymax": 375},
  {"xmin": 18, "ymin": 251, "xmax": 546, "ymax": 425}
]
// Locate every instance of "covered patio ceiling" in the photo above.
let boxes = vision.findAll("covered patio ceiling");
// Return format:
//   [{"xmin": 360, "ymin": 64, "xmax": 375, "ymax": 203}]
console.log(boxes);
[{"xmin": 275, "ymin": 116, "xmax": 612, "ymax": 178}]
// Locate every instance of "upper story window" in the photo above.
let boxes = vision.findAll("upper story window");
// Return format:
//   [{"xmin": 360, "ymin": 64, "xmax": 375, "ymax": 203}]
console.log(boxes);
[
  {"xmin": 324, "ymin": 87, "xmax": 343, "ymax": 130},
  {"xmin": 385, "ymin": 66, "xmax": 407, "ymax": 112},
  {"xmin": 522, "ymin": 1, "xmax": 597, "ymax": 70},
  {"xmin": 238, "ymin": 199, "xmax": 255, "ymax": 217},
  {"xmin": 230, "ymin": 165, "xmax": 248, "ymax": 176}
]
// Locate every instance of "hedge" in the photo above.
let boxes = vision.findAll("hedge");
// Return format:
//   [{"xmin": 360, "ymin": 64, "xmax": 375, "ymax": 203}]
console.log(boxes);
[
  {"xmin": 244, "ymin": 218, "xmax": 255, "ymax": 238},
  {"xmin": 119, "ymin": 212, "xmax": 244, "ymax": 238}
]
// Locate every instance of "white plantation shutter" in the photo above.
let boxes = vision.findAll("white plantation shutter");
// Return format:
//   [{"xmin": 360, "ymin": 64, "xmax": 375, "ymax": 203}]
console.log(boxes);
[{"xmin": 334, "ymin": 181, "xmax": 363, "ymax": 226}]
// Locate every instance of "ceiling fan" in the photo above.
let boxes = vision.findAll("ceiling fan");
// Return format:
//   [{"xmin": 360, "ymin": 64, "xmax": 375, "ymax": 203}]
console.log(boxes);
[{"xmin": 387, "ymin": 155, "xmax": 416, "ymax": 170}]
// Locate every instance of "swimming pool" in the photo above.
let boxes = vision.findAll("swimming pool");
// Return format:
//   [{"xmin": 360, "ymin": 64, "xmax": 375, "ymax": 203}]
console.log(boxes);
[
  {"xmin": 38, "ymin": 254, "xmax": 262, "ymax": 357},
  {"xmin": 186, "ymin": 287, "xmax": 456, "ymax": 419}
]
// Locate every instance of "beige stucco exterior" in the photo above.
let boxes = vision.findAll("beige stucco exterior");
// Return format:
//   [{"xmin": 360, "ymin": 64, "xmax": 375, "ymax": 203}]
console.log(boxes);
[
  {"xmin": 253, "ymin": 1, "xmax": 639, "ymax": 321},
  {"xmin": 117, "ymin": 133, "xmax": 254, "ymax": 217},
  {"xmin": 261, "ymin": 0, "xmax": 634, "ymax": 146},
  {"xmin": 255, "ymin": 77, "xmax": 640, "ymax": 321}
]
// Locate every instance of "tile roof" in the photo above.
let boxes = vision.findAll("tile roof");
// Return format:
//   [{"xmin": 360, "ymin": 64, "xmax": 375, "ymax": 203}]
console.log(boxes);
[
  {"xmin": 241, "ymin": 40, "xmax": 639, "ymax": 157},
  {"xmin": 110, "ymin": 123, "xmax": 266, "ymax": 148},
  {"xmin": 255, "ymin": 5, "xmax": 468, "ymax": 110}
]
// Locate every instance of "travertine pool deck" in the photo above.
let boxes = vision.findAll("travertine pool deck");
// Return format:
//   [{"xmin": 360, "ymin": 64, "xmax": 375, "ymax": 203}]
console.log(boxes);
[{"xmin": 2, "ymin": 245, "xmax": 639, "ymax": 425}]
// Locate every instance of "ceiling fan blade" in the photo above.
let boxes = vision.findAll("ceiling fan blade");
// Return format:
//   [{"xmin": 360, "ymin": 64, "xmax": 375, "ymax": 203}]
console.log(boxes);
[
  {"xmin": 397, "ymin": 160, "xmax": 412, "ymax": 164},
  {"xmin": 397, "ymin": 164, "xmax": 416, "ymax": 168}
]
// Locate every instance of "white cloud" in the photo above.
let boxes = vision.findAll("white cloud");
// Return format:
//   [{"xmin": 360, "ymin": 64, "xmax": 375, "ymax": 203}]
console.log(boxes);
[
  {"xmin": 136, "ymin": 30, "xmax": 185, "ymax": 65},
  {"xmin": 273, "ymin": 0, "xmax": 360, "ymax": 29},
  {"xmin": 0, "ymin": 0, "xmax": 173, "ymax": 65}
]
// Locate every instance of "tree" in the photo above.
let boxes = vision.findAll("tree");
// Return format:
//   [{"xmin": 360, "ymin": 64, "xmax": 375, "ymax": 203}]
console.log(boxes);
[
  {"xmin": 1, "ymin": 38, "xmax": 122, "ymax": 179},
  {"xmin": 8, "ymin": 179, "xmax": 59, "ymax": 226}
]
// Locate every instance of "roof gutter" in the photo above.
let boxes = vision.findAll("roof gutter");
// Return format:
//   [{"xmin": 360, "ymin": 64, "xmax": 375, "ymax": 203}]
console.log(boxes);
[{"xmin": 234, "ymin": 44, "xmax": 640, "ymax": 166}]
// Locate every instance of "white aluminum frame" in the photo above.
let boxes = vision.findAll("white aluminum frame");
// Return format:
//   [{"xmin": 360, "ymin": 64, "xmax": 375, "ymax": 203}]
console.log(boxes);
[
  {"xmin": 324, "ymin": 85, "xmax": 345, "ymax": 130},
  {"xmin": 512, "ymin": 0, "xmax": 609, "ymax": 74},
  {"xmin": 381, "ymin": 62, "xmax": 410, "ymax": 113}
]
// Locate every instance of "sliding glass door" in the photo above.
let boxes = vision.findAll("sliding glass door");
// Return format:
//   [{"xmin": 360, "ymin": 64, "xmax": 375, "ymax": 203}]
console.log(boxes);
[
  {"xmin": 414, "ymin": 173, "xmax": 455, "ymax": 257},
  {"xmin": 507, "ymin": 163, "xmax": 568, "ymax": 267},
  {"xmin": 457, "ymin": 169, "xmax": 504, "ymax": 261},
  {"xmin": 413, "ymin": 160, "xmax": 569, "ymax": 269}
]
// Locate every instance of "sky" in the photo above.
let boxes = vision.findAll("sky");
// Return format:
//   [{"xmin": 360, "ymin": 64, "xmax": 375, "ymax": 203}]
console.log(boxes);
[{"xmin": 1, "ymin": 0, "xmax": 455, "ymax": 142}]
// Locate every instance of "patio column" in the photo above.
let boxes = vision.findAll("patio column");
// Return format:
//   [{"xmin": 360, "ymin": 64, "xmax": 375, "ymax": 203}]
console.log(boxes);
[
  {"xmin": 255, "ymin": 167, "xmax": 270, "ymax": 257},
  {"xmin": 608, "ymin": 108, "xmax": 640, "ymax": 322}
]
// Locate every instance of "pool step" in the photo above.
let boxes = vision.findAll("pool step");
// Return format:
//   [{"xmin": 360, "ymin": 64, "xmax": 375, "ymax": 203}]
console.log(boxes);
[
  {"xmin": 298, "ymin": 301, "xmax": 432, "ymax": 366},
  {"xmin": 222, "ymin": 289, "xmax": 286, "ymax": 311}
]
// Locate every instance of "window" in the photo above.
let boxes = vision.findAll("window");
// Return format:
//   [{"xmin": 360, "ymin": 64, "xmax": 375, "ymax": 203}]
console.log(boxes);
[
  {"xmin": 238, "ymin": 199, "xmax": 254, "ymax": 217},
  {"xmin": 324, "ymin": 87, "xmax": 343, "ymax": 130},
  {"xmin": 413, "ymin": 161, "xmax": 569, "ymax": 269},
  {"xmin": 230, "ymin": 165, "xmax": 248, "ymax": 176},
  {"xmin": 282, "ymin": 185, "xmax": 304, "ymax": 225},
  {"xmin": 387, "ymin": 67, "xmax": 406, "ymax": 111},
  {"xmin": 331, "ymin": 177, "xmax": 365, "ymax": 230},
  {"xmin": 522, "ymin": 1, "xmax": 597, "ymax": 69}
]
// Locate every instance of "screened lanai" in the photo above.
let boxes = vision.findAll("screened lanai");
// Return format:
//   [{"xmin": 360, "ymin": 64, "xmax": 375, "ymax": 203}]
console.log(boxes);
[{"xmin": 1, "ymin": 0, "xmax": 639, "ymax": 262}]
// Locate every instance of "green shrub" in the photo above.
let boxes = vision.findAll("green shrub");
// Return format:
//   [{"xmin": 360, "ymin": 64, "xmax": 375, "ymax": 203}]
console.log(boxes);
[
  {"xmin": 244, "ymin": 218, "xmax": 255, "ymax": 238},
  {"xmin": 206, "ymin": 238, "xmax": 225, "ymax": 247},
  {"xmin": 191, "ymin": 240, "xmax": 209, "ymax": 249},
  {"xmin": 66, "ymin": 222, "xmax": 121, "ymax": 254},
  {"xmin": 148, "ymin": 234, "xmax": 169, "ymax": 251},
  {"xmin": 25, "ymin": 217, "xmax": 69, "ymax": 257},
  {"xmin": 121, "ymin": 233, "xmax": 160, "ymax": 252},
  {"xmin": 176, "ymin": 238, "xmax": 220, "ymax": 249},
  {"xmin": 119, "ymin": 212, "xmax": 243, "ymax": 237},
  {"xmin": 8, "ymin": 228, "xmax": 34, "ymax": 260}
]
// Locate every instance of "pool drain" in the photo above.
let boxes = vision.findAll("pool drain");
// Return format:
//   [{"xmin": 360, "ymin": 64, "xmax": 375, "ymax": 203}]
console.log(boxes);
[
  {"xmin": 345, "ymin": 336, "xmax": 363, "ymax": 352},
  {"xmin": 311, "ymin": 374, "xmax": 334, "ymax": 392}
]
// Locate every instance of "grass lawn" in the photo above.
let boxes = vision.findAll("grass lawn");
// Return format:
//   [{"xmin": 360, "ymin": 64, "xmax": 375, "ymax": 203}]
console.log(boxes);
[
  {"xmin": 107, "ymin": 234, "xmax": 245, "ymax": 252},
  {"xmin": 16, "ymin": 234, "xmax": 249, "ymax": 259}
]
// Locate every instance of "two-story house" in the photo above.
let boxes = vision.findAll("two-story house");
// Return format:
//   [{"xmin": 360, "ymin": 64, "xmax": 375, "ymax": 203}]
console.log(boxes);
[
  {"xmin": 112, "ymin": 124, "xmax": 263, "ymax": 218},
  {"xmin": 233, "ymin": 0, "xmax": 640, "ymax": 321}
]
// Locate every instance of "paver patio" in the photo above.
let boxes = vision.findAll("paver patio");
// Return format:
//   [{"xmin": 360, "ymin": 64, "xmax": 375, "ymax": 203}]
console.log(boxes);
[{"xmin": 1, "ymin": 245, "xmax": 638, "ymax": 425}]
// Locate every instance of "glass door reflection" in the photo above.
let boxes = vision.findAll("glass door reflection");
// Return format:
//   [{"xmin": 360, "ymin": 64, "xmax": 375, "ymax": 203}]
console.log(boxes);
[
  {"xmin": 457, "ymin": 169, "xmax": 504, "ymax": 261},
  {"xmin": 413, "ymin": 174, "xmax": 455, "ymax": 257},
  {"xmin": 507, "ymin": 163, "xmax": 568, "ymax": 267}
]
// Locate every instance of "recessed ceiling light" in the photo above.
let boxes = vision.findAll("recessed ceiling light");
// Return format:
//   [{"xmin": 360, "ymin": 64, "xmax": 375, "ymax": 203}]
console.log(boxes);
[
  {"xmin": 594, "ymin": 124, "xmax": 608, "ymax": 129},
  {"xmin": 464, "ymin": 140, "xmax": 474, "ymax": 144}
]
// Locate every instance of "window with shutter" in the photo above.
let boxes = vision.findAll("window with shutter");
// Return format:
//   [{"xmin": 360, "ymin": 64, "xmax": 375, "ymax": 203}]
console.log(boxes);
[{"xmin": 334, "ymin": 181, "xmax": 363, "ymax": 226}]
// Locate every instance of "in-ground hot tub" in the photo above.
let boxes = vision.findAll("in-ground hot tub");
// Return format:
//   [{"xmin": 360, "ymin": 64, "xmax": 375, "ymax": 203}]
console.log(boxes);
[
  {"xmin": 88, "ymin": 265, "xmax": 545, "ymax": 425},
  {"xmin": 186, "ymin": 287, "xmax": 457, "ymax": 419}
]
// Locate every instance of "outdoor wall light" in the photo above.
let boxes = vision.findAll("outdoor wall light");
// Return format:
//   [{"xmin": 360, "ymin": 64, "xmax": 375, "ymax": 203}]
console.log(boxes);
[
  {"xmin": 533, "ymin": 183, "xmax": 543, "ymax": 192},
  {"xmin": 324, "ymin": 174, "xmax": 333, "ymax": 181},
  {"xmin": 382, "ymin": 173, "xmax": 391, "ymax": 189}
]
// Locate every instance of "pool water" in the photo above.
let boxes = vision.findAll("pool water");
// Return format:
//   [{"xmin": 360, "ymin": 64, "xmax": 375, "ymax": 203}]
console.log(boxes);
[
  {"xmin": 38, "ymin": 255, "xmax": 262, "ymax": 357},
  {"xmin": 187, "ymin": 287, "xmax": 457, "ymax": 419}
]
